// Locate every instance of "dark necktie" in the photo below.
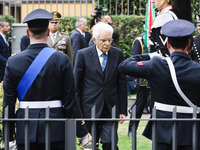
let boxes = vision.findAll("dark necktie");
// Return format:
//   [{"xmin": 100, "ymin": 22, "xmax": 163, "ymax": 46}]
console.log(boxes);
[{"xmin": 101, "ymin": 53, "xmax": 107, "ymax": 71}]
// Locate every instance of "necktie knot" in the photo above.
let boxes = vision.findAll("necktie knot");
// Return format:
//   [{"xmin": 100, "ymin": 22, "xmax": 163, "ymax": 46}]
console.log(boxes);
[
  {"xmin": 101, "ymin": 53, "xmax": 107, "ymax": 71},
  {"xmin": 51, "ymin": 33, "xmax": 56, "ymax": 42}
]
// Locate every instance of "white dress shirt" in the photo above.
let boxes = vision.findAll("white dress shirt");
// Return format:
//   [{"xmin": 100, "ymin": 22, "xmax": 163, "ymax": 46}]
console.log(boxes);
[{"xmin": 96, "ymin": 46, "xmax": 108, "ymax": 67}]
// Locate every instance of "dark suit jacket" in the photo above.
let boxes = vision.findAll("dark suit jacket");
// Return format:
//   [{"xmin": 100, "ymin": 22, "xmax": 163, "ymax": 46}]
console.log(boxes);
[
  {"xmin": 20, "ymin": 35, "xmax": 30, "ymax": 51},
  {"xmin": 73, "ymin": 45, "xmax": 127, "ymax": 118},
  {"xmin": 0, "ymin": 34, "xmax": 11, "ymax": 81},
  {"xmin": 3, "ymin": 43, "xmax": 87, "ymax": 144},
  {"xmin": 119, "ymin": 52, "xmax": 200, "ymax": 145},
  {"xmin": 70, "ymin": 29, "xmax": 88, "ymax": 63}
]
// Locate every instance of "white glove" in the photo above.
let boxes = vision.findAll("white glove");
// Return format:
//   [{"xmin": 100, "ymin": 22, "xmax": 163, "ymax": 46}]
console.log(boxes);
[
  {"xmin": 149, "ymin": 51, "xmax": 163, "ymax": 59},
  {"xmin": 77, "ymin": 133, "xmax": 92, "ymax": 149},
  {"xmin": 9, "ymin": 141, "xmax": 17, "ymax": 150}
]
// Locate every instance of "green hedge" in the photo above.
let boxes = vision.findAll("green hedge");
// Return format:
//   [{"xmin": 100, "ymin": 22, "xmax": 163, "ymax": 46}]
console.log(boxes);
[{"xmin": 59, "ymin": 15, "xmax": 145, "ymax": 58}]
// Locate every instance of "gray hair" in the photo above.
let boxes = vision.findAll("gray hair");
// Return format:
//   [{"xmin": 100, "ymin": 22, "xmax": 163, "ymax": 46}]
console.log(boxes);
[
  {"xmin": 75, "ymin": 17, "xmax": 87, "ymax": 28},
  {"xmin": 92, "ymin": 22, "xmax": 113, "ymax": 40},
  {"xmin": 0, "ymin": 19, "xmax": 8, "ymax": 27}
]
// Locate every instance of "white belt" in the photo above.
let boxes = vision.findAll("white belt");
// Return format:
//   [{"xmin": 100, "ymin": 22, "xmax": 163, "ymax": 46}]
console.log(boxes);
[
  {"xmin": 154, "ymin": 102, "xmax": 199, "ymax": 114},
  {"xmin": 19, "ymin": 100, "xmax": 62, "ymax": 109}
]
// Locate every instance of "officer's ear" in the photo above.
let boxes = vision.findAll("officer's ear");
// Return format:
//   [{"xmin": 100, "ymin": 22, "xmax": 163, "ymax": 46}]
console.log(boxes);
[
  {"xmin": 47, "ymin": 28, "xmax": 50, "ymax": 36},
  {"xmin": 167, "ymin": 41, "xmax": 171, "ymax": 49},
  {"xmin": 187, "ymin": 38, "xmax": 191, "ymax": 49},
  {"xmin": 26, "ymin": 29, "xmax": 30, "ymax": 37}
]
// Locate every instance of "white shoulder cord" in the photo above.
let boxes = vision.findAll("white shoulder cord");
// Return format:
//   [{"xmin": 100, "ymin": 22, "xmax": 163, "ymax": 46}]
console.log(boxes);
[{"xmin": 165, "ymin": 57, "xmax": 200, "ymax": 112}]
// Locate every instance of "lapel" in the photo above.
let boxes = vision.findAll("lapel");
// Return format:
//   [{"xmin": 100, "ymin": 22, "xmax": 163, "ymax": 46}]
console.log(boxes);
[
  {"xmin": 0, "ymin": 34, "xmax": 7, "ymax": 47},
  {"xmin": 104, "ymin": 47, "xmax": 115, "ymax": 82},
  {"xmin": 89, "ymin": 46, "xmax": 103, "ymax": 77}
]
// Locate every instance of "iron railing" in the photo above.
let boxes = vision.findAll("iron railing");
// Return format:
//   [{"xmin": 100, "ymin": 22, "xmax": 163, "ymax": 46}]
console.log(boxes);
[{"xmin": 2, "ymin": 105, "xmax": 200, "ymax": 150}]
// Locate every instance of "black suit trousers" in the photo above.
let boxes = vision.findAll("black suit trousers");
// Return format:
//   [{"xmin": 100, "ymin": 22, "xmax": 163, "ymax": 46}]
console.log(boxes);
[
  {"xmin": 86, "ymin": 104, "xmax": 119, "ymax": 150},
  {"xmin": 17, "ymin": 142, "xmax": 65, "ymax": 150}
]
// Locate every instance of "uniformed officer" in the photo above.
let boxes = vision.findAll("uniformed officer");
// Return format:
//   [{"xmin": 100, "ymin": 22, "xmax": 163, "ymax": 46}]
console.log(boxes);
[
  {"xmin": 2, "ymin": 9, "xmax": 91, "ymax": 150},
  {"xmin": 47, "ymin": 11, "xmax": 73, "ymax": 66},
  {"xmin": 119, "ymin": 19, "xmax": 200, "ymax": 150}
]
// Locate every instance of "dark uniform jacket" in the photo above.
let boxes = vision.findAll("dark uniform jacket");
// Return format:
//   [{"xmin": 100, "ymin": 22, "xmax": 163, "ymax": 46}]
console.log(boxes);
[
  {"xmin": 20, "ymin": 35, "xmax": 30, "ymax": 51},
  {"xmin": 119, "ymin": 52, "xmax": 200, "ymax": 145},
  {"xmin": 192, "ymin": 34, "xmax": 200, "ymax": 62},
  {"xmin": 132, "ymin": 33, "xmax": 148, "ymax": 86},
  {"xmin": 47, "ymin": 31, "xmax": 73, "ymax": 66},
  {"xmin": 0, "ymin": 34, "xmax": 11, "ymax": 81},
  {"xmin": 3, "ymin": 43, "xmax": 87, "ymax": 144},
  {"xmin": 73, "ymin": 45, "xmax": 127, "ymax": 118}
]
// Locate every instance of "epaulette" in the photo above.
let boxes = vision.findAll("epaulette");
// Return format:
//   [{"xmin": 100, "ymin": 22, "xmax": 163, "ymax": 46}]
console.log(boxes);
[
  {"xmin": 61, "ymin": 32, "xmax": 69, "ymax": 36},
  {"xmin": 132, "ymin": 37, "xmax": 143, "ymax": 53}
]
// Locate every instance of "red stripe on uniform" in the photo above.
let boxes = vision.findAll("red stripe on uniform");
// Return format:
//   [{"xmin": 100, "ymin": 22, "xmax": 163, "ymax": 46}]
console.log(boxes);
[{"xmin": 137, "ymin": 61, "xmax": 144, "ymax": 66}]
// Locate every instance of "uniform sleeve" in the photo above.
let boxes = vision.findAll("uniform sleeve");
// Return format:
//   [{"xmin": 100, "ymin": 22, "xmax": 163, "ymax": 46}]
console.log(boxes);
[
  {"xmin": 117, "ymin": 51, "xmax": 128, "ymax": 115},
  {"xmin": 118, "ymin": 54, "xmax": 152, "ymax": 79},
  {"xmin": 3, "ymin": 61, "xmax": 17, "ymax": 141},
  {"xmin": 62, "ymin": 56, "xmax": 88, "ymax": 137}
]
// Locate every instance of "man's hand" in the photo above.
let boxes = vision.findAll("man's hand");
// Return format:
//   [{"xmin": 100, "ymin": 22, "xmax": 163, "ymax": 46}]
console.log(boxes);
[
  {"xmin": 149, "ymin": 51, "xmax": 162, "ymax": 59},
  {"xmin": 149, "ymin": 51, "xmax": 168, "ymax": 59},
  {"xmin": 119, "ymin": 114, "xmax": 126, "ymax": 124}
]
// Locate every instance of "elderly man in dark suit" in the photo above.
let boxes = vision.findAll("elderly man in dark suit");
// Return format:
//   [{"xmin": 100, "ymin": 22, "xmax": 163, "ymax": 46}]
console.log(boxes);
[
  {"xmin": 74, "ymin": 22, "xmax": 127, "ymax": 150},
  {"xmin": 3, "ymin": 9, "xmax": 91, "ymax": 150},
  {"xmin": 0, "ymin": 19, "xmax": 11, "ymax": 82},
  {"xmin": 70, "ymin": 17, "xmax": 88, "ymax": 64}
]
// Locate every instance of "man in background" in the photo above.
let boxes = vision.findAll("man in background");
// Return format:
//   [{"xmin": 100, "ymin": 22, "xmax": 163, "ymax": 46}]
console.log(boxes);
[
  {"xmin": 70, "ymin": 17, "xmax": 88, "ymax": 64},
  {"xmin": 0, "ymin": 19, "xmax": 11, "ymax": 82},
  {"xmin": 48, "ymin": 11, "xmax": 73, "ymax": 66}
]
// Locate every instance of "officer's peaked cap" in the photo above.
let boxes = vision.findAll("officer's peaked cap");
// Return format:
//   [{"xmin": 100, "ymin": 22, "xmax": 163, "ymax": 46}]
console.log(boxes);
[
  {"xmin": 23, "ymin": 9, "xmax": 53, "ymax": 28},
  {"xmin": 161, "ymin": 19, "xmax": 195, "ymax": 37},
  {"xmin": 51, "ymin": 11, "xmax": 62, "ymax": 23}
]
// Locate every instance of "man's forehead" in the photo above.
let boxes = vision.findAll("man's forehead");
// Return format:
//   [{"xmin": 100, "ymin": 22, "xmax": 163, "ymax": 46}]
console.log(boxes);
[{"xmin": 98, "ymin": 31, "xmax": 112, "ymax": 38}]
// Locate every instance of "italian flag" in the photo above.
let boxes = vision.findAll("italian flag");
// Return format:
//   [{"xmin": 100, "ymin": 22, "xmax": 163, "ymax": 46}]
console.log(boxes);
[{"xmin": 144, "ymin": 0, "xmax": 155, "ymax": 53}]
